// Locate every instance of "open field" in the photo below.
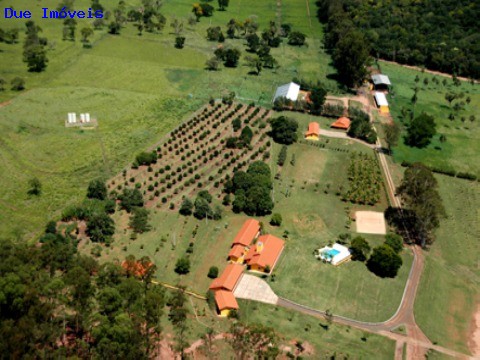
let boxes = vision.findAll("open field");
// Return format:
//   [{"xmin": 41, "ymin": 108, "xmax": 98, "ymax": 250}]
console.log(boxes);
[
  {"xmin": 379, "ymin": 62, "xmax": 480, "ymax": 176},
  {"xmin": 414, "ymin": 175, "xmax": 479, "ymax": 354},
  {"xmin": 0, "ymin": 0, "xmax": 341, "ymax": 240}
]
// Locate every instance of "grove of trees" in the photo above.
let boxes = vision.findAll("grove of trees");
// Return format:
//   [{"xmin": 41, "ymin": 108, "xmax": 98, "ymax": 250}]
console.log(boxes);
[
  {"xmin": 395, "ymin": 163, "xmax": 445, "ymax": 246},
  {"xmin": 0, "ymin": 229, "xmax": 168, "ymax": 358},
  {"xmin": 225, "ymin": 161, "xmax": 273, "ymax": 216},
  {"xmin": 269, "ymin": 116, "xmax": 299, "ymax": 145},
  {"xmin": 343, "ymin": 152, "xmax": 382, "ymax": 205},
  {"xmin": 317, "ymin": 0, "xmax": 480, "ymax": 79},
  {"xmin": 347, "ymin": 108, "xmax": 377, "ymax": 144}
]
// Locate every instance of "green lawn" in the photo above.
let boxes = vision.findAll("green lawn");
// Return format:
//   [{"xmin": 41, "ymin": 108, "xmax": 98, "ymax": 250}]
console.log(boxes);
[
  {"xmin": 414, "ymin": 175, "xmax": 479, "ymax": 354},
  {"xmin": 379, "ymin": 62, "xmax": 480, "ymax": 176},
  {"xmin": 266, "ymin": 139, "xmax": 412, "ymax": 322}
]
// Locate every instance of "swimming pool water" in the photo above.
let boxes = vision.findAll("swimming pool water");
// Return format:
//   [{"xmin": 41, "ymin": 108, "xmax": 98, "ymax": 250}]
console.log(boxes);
[{"xmin": 325, "ymin": 249, "xmax": 340, "ymax": 256}]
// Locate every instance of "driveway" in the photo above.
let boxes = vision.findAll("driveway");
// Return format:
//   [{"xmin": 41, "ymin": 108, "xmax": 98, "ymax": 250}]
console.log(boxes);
[{"xmin": 234, "ymin": 274, "xmax": 278, "ymax": 305}]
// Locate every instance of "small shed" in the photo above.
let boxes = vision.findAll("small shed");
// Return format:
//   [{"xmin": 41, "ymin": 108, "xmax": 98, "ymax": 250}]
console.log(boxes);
[
  {"xmin": 214, "ymin": 290, "xmax": 239, "ymax": 317},
  {"xmin": 330, "ymin": 117, "xmax": 351, "ymax": 130},
  {"xmin": 273, "ymin": 82, "xmax": 300, "ymax": 102},
  {"xmin": 374, "ymin": 92, "xmax": 389, "ymax": 114},
  {"xmin": 371, "ymin": 74, "xmax": 391, "ymax": 91},
  {"xmin": 305, "ymin": 122, "xmax": 320, "ymax": 140}
]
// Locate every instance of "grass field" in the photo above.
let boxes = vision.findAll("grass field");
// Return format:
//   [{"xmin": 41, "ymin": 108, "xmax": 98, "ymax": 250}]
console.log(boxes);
[
  {"xmin": 160, "ymin": 296, "xmax": 396, "ymax": 358},
  {"xmin": 414, "ymin": 175, "xmax": 479, "ymax": 354},
  {"xmin": 0, "ymin": 0, "xmax": 341, "ymax": 240},
  {"xmin": 265, "ymin": 134, "xmax": 412, "ymax": 322},
  {"xmin": 379, "ymin": 62, "xmax": 480, "ymax": 176},
  {"xmin": 239, "ymin": 300, "xmax": 396, "ymax": 359}
]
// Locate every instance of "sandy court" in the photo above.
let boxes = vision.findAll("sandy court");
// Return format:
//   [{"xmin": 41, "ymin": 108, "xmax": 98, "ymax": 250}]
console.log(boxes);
[{"xmin": 355, "ymin": 211, "xmax": 387, "ymax": 235}]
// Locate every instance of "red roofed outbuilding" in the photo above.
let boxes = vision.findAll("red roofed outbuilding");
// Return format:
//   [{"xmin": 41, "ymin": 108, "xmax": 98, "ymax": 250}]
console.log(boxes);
[
  {"xmin": 330, "ymin": 117, "xmax": 351, "ymax": 130},
  {"xmin": 214, "ymin": 290, "xmax": 239, "ymax": 317},
  {"xmin": 305, "ymin": 122, "xmax": 320, "ymax": 140},
  {"xmin": 228, "ymin": 244, "xmax": 246, "ymax": 263}
]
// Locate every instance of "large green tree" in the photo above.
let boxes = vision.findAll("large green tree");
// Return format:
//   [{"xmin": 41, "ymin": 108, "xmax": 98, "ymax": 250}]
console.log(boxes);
[
  {"xmin": 129, "ymin": 207, "xmax": 151, "ymax": 234},
  {"xmin": 349, "ymin": 236, "xmax": 371, "ymax": 262},
  {"xmin": 86, "ymin": 212, "xmax": 115, "ymax": 243},
  {"xmin": 269, "ymin": 116, "xmax": 298, "ymax": 145},
  {"xmin": 367, "ymin": 244, "xmax": 403, "ymax": 278},
  {"xmin": 332, "ymin": 30, "xmax": 370, "ymax": 88},
  {"xmin": 87, "ymin": 179, "xmax": 108, "ymax": 200},
  {"xmin": 396, "ymin": 163, "xmax": 445, "ymax": 245},
  {"xmin": 384, "ymin": 122, "xmax": 401, "ymax": 152},
  {"xmin": 23, "ymin": 21, "xmax": 48, "ymax": 72},
  {"xmin": 405, "ymin": 113, "xmax": 436, "ymax": 148}
]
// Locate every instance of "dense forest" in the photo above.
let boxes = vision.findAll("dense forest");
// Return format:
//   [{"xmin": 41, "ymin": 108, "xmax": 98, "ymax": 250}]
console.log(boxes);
[
  {"xmin": 316, "ymin": 0, "xmax": 480, "ymax": 79},
  {"xmin": 0, "ymin": 233, "xmax": 169, "ymax": 358}
]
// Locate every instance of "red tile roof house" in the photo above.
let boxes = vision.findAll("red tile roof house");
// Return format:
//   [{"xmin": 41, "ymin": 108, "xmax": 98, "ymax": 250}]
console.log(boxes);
[
  {"xmin": 227, "ymin": 219, "xmax": 260, "ymax": 263},
  {"xmin": 209, "ymin": 263, "xmax": 244, "ymax": 317},
  {"xmin": 330, "ymin": 117, "xmax": 351, "ymax": 130},
  {"xmin": 244, "ymin": 234, "xmax": 285, "ymax": 274}
]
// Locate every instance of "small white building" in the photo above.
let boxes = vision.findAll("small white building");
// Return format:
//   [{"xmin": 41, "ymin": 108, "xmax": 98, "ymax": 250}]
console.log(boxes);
[
  {"xmin": 371, "ymin": 74, "xmax": 391, "ymax": 87},
  {"xmin": 315, "ymin": 243, "xmax": 351, "ymax": 266},
  {"xmin": 374, "ymin": 92, "xmax": 389, "ymax": 114},
  {"xmin": 273, "ymin": 82, "xmax": 300, "ymax": 102}
]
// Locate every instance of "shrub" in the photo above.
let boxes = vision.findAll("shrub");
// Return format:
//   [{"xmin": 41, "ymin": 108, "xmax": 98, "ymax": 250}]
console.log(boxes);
[
  {"xmin": 385, "ymin": 233, "xmax": 404, "ymax": 253},
  {"xmin": 134, "ymin": 151, "xmax": 157, "ymax": 167},
  {"xmin": 207, "ymin": 266, "xmax": 219, "ymax": 279},
  {"xmin": 174, "ymin": 257, "xmax": 191, "ymax": 275},
  {"xmin": 270, "ymin": 213, "xmax": 282, "ymax": 226},
  {"xmin": 277, "ymin": 145, "xmax": 288, "ymax": 166}
]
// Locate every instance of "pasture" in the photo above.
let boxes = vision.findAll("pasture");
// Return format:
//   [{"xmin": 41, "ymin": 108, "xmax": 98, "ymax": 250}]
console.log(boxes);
[
  {"xmin": 380, "ymin": 61, "xmax": 480, "ymax": 176},
  {"xmin": 0, "ymin": 0, "xmax": 340, "ymax": 240},
  {"xmin": 414, "ymin": 175, "xmax": 479, "ymax": 354}
]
